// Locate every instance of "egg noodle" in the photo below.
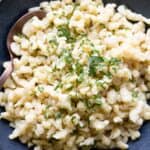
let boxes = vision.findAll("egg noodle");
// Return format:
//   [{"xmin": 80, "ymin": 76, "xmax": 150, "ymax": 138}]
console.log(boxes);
[{"xmin": 0, "ymin": 0, "xmax": 150, "ymax": 150}]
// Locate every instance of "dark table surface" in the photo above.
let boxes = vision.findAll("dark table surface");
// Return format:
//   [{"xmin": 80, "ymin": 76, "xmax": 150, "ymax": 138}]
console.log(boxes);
[{"xmin": 0, "ymin": 0, "xmax": 150, "ymax": 150}]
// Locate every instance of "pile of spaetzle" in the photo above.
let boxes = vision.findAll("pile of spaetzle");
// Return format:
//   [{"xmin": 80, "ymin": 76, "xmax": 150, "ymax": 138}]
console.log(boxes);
[{"xmin": 0, "ymin": 0, "xmax": 150, "ymax": 150}]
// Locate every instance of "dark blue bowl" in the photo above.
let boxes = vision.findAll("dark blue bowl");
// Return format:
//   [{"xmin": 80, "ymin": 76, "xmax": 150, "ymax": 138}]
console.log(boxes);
[{"xmin": 0, "ymin": 0, "xmax": 150, "ymax": 150}]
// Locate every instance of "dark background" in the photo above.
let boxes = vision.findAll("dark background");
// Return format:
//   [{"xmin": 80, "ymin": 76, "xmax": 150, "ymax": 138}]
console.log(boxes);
[{"xmin": 0, "ymin": 0, "xmax": 150, "ymax": 150}]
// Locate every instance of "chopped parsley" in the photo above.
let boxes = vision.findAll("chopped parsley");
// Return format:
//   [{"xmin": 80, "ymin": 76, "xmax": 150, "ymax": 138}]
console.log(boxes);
[
  {"xmin": 71, "ymin": 115, "xmax": 78, "ymax": 125},
  {"xmin": 132, "ymin": 90, "xmax": 138, "ymax": 98},
  {"xmin": 88, "ymin": 56, "xmax": 106, "ymax": 76},
  {"xmin": 49, "ymin": 39, "xmax": 58, "ymax": 48},
  {"xmin": 77, "ymin": 72, "xmax": 84, "ymax": 83},
  {"xmin": 99, "ymin": 23, "xmax": 105, "ymax": 29},
  {"xmin": 37, "ymin": 86, "xmax": 44, "ymax": 93},
  {"xmin": 52, "ymin": 64, "xmax": 57, "ymax": 72},
  {"xmin": 104, "ymin": 72, "xmax": 112, "ymax": 79},
  {"xmin": 54, "ymin": 82, "xmax": 63, "ymax": 90},
  {"xmin": 57, "ymin": 25, "xmax": 76, "ymax": 43},
  {"xmin": 44, "ymin": 104, "xmax": 52, "ymax": 119},
  {"xmin": 65, "ymin": 84, "xmax": 73, "ymax": 91},
  {"xmin": 87, "ymin": 95, "xmax": 103, "ymax": 106},
  {"xmin": 109, "ymin": 57, "xmax": 121, "ymax": 66},
  {"xmin": 55, "ymin": 112, "xmax": 62, "ymax": 119},
  {"xmin": 85, "ymin": 100, "xmax": 93, "ymax": 109},
  {"xmin": 96, "ymin": 80, "xmax": 107, "ymax": 89},
  {"xmin": 88, "ymin": 56, "xmax": 121, "ymax": 77},
  {"xmin": 62, "ymin": 50, "xmax": 73, "ymax": 64},
  {"xmin": 16, "ymin": 33, "xmax": 25, "ymax": 38},
  {"xmin": 58, "ymin": 25, "xmax": 70, "ymax": 39},
  {"xmin": 72, "ymin": 63, "xmax": 83, "ymax": 75},
  {"xmin": 94, "ymin": 96, "xmax": 102, "ymax": 106}
]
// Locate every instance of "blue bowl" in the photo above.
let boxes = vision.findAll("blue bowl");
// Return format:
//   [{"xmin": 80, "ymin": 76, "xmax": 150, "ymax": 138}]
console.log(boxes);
[{"xmin": 0, "ymin": 0, "xmax": 150, "ymax": 150}]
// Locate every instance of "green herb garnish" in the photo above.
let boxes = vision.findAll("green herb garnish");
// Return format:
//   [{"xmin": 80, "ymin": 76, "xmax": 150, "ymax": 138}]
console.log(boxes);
[
  {"xmin": 37, "ymin": 86, "xmax": 44, "ymax": 93},
  {"xmin": 44, "ymin": 104, "xmax": 52, "ymax": 119},
  {"xmin": 55, "ymin": 112, "xmax": 62, "ymax": 119},
  {"xmin": 58, "ymin": 25, "xmax": 70, "ymax": 39},
  {"xmin": 104, "ymin": 72, "xmax": 112, "ymax": 79},
  {"xmin": 72, "ymin": 63, "xmax": 83, "ymax": 75},
  {"xmin": 54, "ymin": 82, "xmax": 63, "ymax": 90},
  {"xmin": 85, "ymin": 100, "xmax": 93, "ymax": 109},
  {"xmin": 49, "ymin": 39, "xmax": 58, "ymax": 48},
  {"xmin": 132, "ymin": 90, "xmax": 138, "ymax": 98},
  {"xmin": 57, "ymin": 25, "xmax": 75, "ymax": 42},
  {"xmin": 96, "ymin": 80, "xmax": 106, "ymax": 89},
  {"xmin": 89, "ymin": 56, "xmax": 105, "ymax": 76},
  {"xmin": 88, "ymin": 56, "xmax": 120, "ymax": 77},
  {"xmin": 77, "ymin": 72, "xmax": 84, "ymax": 83},
  {"xmin": 109, "ymin": 57, "xmax": 121, "ymax": 66},
  {"xmin": 95, "ymin": 98, "xmax": 102, "ymax": 106},
  {"xmin": 16, "ymin": 33, "xmax": 24, "ymax": 38},
  {"xmin": 63, "ymin": 51, "xmax": 73, "ymax": 64},
  {"xmin": 71, "ymin": 116, "xmax": 78, "ymax": 125}
]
